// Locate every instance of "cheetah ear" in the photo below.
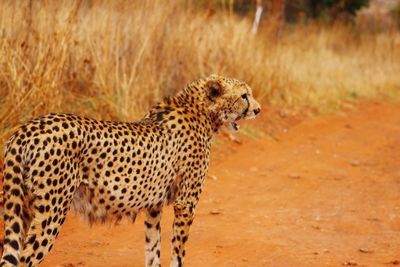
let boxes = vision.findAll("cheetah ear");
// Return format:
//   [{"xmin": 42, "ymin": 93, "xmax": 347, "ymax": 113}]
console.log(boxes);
[{"xmin": 205, "ymin": 80, "xmax": 223, "ymax": 101}]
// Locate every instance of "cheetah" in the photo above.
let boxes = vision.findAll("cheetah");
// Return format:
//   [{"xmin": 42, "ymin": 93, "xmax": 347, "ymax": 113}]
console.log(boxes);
[{"xmin": 0, "ymin": 74, "xmax": 260, "ymax": 267}]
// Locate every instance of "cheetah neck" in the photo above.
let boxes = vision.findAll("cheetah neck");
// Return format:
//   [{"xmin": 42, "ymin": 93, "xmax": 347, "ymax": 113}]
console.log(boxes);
[
  {"xmin": 144, "ymin": 82, "xmax": 223, "ymax": 135},
  {"xmin": 173, "ymin": 84, "xmax": 225, "ymax": 133}
]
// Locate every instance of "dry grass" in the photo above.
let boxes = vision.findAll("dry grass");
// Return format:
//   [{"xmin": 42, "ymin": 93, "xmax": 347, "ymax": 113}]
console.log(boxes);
[{"xmin": 0, "ymin": 0, "xmax": 399, "ymax": 146}]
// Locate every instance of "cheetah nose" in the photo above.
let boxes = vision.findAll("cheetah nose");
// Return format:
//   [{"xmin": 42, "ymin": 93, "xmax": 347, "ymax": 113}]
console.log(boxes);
[{"xmin": 254, "ymin": 108, "xmax": 261, "ymax": 115}]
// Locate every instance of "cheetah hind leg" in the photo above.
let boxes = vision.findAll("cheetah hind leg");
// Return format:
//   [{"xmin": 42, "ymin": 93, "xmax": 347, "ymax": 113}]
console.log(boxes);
[
  {"xmin": 19, "ymin": 169, "xmax": 79, "ymax": 267},
  {"xmin": 144, "ymin": 208, "xmax": 162, "ymax": 267}
]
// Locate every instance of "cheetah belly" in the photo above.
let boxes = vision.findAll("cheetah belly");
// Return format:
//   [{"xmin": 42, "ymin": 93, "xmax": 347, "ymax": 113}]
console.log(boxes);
[
  {"xmin": 72, "ymin": 162, "xmax": 177, "ymax": 224},
  {"xmin": 71, "ymin": 138, "xmax": 179, "ymax": 224}
]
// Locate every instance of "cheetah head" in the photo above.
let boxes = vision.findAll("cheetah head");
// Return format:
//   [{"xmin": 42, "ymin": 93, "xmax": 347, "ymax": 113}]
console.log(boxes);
[{"xmin": 204, "ymin": 74, "xmax": 261, "ymax": 131}]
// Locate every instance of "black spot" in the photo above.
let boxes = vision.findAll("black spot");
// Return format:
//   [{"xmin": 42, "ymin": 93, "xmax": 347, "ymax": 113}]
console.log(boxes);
[
  {"xmin": 42, "ymin": 219, "xmax": 47, "ymax": 229},
  {"xmin": 11, "ymin": 222, "xmax": 20, "ymax": 234},
  {"xmin": 13, "ymin": 166, "xmax": 21, "ymax": 173},
  {"xmin": 3, "ymin": 254, "xmax": 18, "ymax": 265},
  {"xmin": 9, "ymin": 240, "xmax": 19, "ymax": 250},
  {"xmin": 11, "ymin": 189, "xmax": 20, "ymax": 196},
  {"xmin": 149, "ymin": 210, "xmax": 159, "ymax": 218},
  {"xmin": 41, "ymin": 239, "xmax": 48, "ymax": 247},
  {"xmin": 52, "ymin": 228, "xmax": 58, "ymax": 235},
  {"xmin": 36, "ymin": 252, "xmax": 44, "ymax": 260},
  {"xmin": 144, "ymin": 221, "xmax": 152, "ymax": 229},
  {"xmin": 38, "ymin": 205, "xmax": 45, "ymax": 213}
]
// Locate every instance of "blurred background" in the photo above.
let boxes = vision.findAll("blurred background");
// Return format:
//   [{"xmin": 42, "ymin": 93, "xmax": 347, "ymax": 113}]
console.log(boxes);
[{"xmin": 0, "ymin": 0, "xmax": 399, "ymax": 147}]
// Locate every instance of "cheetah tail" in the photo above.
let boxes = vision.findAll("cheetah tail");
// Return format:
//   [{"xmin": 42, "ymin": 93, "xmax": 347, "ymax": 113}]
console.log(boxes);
[{"xmin": 0, "ymin": 155, "xmax": 26, "ymax": 267}]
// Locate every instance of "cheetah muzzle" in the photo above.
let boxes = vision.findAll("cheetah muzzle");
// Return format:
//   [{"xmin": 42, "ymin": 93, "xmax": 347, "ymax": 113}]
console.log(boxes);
[{"xmin": 0, "ymin": 74, "xmax": 260, "ymax": 267}]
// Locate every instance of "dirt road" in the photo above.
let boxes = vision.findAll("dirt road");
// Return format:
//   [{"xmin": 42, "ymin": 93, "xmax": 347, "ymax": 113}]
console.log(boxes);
[{"xmin": 1, "ymin": 102, "xmax": 400, "ymax": 266}]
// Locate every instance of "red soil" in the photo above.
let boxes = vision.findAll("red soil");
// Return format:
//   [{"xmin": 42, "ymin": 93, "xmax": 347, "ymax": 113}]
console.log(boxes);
[{"xmin": 1, "ymin": 101, "xmax": 400, "ymax": 266}]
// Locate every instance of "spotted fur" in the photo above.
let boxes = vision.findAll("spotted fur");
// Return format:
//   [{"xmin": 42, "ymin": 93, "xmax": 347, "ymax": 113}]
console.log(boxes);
[{"xmin": 0, "ymin": 74, "xmax": 260, "ymax": 267}]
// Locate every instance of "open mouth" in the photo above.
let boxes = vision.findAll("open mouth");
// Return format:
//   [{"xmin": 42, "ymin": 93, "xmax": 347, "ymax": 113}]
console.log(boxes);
[
  {"xmin": 231, "ymin": 122, "xmax": 239, "ymax": 131},
  {"xmin": 228, "ymin": 116, "xmax": 242, "ymax": 131},
  {"xmin": 226, "ymin": 121, "xmax": 239, "ymax": 132},
  {"xmin": 227, "ymin": 111, "xmax": 251, "ymax": 132},
  {"xmin": 228, "ymin": 114, "xmax": 255, "ymax": 131}
]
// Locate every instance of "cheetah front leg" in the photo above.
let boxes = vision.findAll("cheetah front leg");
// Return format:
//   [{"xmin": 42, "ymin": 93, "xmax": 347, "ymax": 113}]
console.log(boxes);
[
  {"xmin": 169, "ymin": 203, "xmax": 195, "ymax": 267},
  {"xmin": 144, "ymin": 208, "xmax": 162, "ymax": 267},
  {"xmin": 169, "ymin": 169, "xmax": 206, "ymax": 267}
]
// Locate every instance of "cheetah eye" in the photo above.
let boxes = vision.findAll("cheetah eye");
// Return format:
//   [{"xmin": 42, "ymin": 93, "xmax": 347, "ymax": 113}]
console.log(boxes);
[{"xmin": 241, "ymin": 94, "xmax": 248, "ymax": 99}]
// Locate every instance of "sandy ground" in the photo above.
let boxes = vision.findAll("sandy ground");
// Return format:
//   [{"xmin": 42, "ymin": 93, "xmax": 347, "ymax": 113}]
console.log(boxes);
[{"xmin": 1, "ymin": 101, "xmax": 400, "ymax": 266}]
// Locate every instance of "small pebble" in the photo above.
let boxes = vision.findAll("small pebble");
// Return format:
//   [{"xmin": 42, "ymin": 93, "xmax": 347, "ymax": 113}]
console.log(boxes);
[
  {"xmin": 358, "ymin": 248, "xmax": 373, "ymax": 254},
  {"xmin": 208, "ymin": 175, "xmax": 218, "ymax": 181},
  {"xmin": 342, "ymin": 260, "xmax": 358, "ymax": 266},
  {"xmin": 210, "ymin": 209, "xmax": 223, "ymax": 215},
  {"xmin": 288, "ymin": 173, "xmax": 301, "ymax": 179}
]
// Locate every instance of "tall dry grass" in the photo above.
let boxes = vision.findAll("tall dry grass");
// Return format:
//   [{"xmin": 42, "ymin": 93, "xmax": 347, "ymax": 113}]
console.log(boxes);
[{"xmin": 0, "ymin": 0, "xmax": 399, "ymax": 147}]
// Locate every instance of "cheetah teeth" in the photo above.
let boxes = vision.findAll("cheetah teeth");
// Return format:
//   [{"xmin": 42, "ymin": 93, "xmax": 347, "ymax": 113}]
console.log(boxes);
[{"xmin": 231, "ymin": 122, "xmax": 239, "ymax": 131}]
